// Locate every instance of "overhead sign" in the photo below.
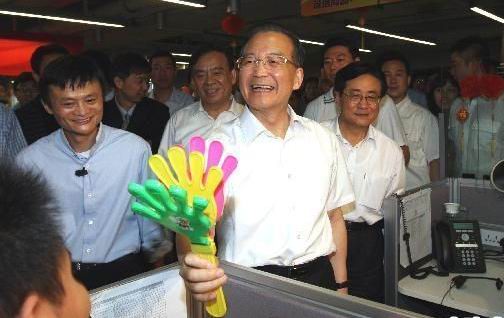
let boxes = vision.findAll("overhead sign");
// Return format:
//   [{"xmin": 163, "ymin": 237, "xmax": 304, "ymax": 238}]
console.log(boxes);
[{"xmin": 301, "ymin": 0, "xmax": 402, "ymax": 16}]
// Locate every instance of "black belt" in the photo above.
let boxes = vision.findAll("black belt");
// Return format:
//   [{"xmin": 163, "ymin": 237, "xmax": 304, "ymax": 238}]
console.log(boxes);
[
  {"xmin": 72, "ymin": 252, "xmax": 141, "ymax": 273},
  {"xmin": 345, "ymin": 219, "xmax": 384, "ymax": 232},
  {"xmin": 254, "ymin": 256, "xmax": 326, "ymax": 278}
]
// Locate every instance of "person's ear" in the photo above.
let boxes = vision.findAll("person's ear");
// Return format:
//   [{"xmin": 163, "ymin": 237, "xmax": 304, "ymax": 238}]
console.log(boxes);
[
  {"xmin": 293, "ymin": 68, "xmax": 304, "ymax": 90},
  {"xmin": 113, "ymin": 76, "xmax": 124, "ymax": 90},
  {"xmin": 231, "ymin": 68, "xmax": 237, "ymax": 86},
  {"xmin": 18, "ymin": 293, "xmax": 46, "ymax": 318},
  {"xmin": 42, "ymin": 99, "xmax": 54, "ymax": 115},
  {"xmin": 32, "ymin": 72, "xmax": 40, "ymax": 83}
]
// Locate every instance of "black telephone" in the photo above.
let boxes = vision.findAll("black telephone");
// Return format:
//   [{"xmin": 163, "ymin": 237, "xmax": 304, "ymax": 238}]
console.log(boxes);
[{"xmin": 432, "ymin": 220, "xmax": 486, "ymax": 273}]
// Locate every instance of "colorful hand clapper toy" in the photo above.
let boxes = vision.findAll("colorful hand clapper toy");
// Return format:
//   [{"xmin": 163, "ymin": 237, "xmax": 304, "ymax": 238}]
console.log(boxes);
[{"xmin": 128, "ymin": 136, "xmax": 237, "ymax": 317}]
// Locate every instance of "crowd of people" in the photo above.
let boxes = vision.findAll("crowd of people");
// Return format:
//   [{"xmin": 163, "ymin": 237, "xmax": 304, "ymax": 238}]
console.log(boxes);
[{"xmin": 0, "ymin": 22, "xmax": 502, "ymax": 317}]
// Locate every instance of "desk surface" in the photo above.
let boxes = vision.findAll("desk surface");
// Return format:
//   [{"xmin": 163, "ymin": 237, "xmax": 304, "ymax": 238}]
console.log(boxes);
[{"xmin": 398, "ymin": 259, "xmax": 504, "ymax": 317}]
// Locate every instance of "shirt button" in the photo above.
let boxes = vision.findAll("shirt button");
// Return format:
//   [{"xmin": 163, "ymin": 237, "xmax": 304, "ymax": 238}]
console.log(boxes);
[
  {"xmin": 88, "ymin": 220, "xmax": 94, "ymax": 225},
  {"xmin": 87, "ymin": 193, "xmax": 92, "ymax": 198},
  {"xmin": 288, "ymin": 173, "xmax": 292, "ymax": 179},
  {"xmin": 86, "ymin": 248, "xmax": 91, "ymax": 254},
  {"xmin": 297, "ymin": 234, "xmax": 301, "ymax": 239}
]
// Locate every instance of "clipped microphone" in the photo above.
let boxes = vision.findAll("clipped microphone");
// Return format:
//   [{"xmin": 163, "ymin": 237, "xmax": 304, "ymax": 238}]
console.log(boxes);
[{"xmin": 75, "ymin": 167, "xmax": 88, "ymax": 177}]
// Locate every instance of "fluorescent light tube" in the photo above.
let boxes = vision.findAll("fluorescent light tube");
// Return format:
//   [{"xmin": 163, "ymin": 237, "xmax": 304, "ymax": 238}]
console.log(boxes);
[
  {"xmin": 346, "ymin": 25, "xmax": 436, "ymax": 46},
  {"xmin": 176, "ymin": 61, "xmax": 190, "ymax": 65},
  {"xmin": 471, "ymin": 7, "xmax": 504, "ymax": 24},
  {"xmin": 300, "ymin": 39, "xmax": 324, "ymax": 46},
  {"xmin": 160, "ymin": 0, "xmax": 205, "ymax": 8},
  {"xmin": 172, "ymin": 53, "xmax": 192, "ymax": 57},
  {"xmin": 0, "ymin": 10, "xmax": 124, "ymax": 28},
  {"xmin": 359, "ymin": 48, "xmax": 372, "ymax": 53}
]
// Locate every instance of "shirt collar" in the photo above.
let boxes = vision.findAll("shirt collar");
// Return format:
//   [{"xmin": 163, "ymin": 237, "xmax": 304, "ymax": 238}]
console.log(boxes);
[
  {"xmin": 240, "ymin": 104, "xmax": 303, "ymax": 143},
  {"xmin": 395, "ymin": 95, "xmax": 411, "ymax": 108},
  {"xmin": 323, "ymin": 87, "xmax": 335, "ymax": 103},
  {"xmin": 57, "ymin": 123, "xmax": 105, "ymax": 161},
  {"xmin": 197, "ymin": 97, "xmax": 243, "ymax": 118},
  {"xmin": 115, "ymin": 96, "xmax": 136, "ymax": 118},
  {"xmin": 334, "ymin": 119, "xmax": 376, "ymax": 147}
]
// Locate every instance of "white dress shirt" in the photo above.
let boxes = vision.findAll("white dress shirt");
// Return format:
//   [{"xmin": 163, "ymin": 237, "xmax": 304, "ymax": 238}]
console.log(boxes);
[
  {"xmin": 158, "ymin": 98, "xmax": 244, "ymax": 153},
  {"xmin": 396, "ymin": 96, "xmax": 439, "ymax": 190},
  {"xmin": 304, "ymin": 91, "xmax": 407, "ymax": 147},
  {"xmin": 324, "ymin": 120, "xmax": 405, "ymax": 224},
  {"xmin": 448, "ymin": 94, "xmax": 504, "ymax": 178},
  {"xmin": 148, "ymin": 88, "xmax": 194, "ymax": 115},
  {"xmin": 212, "ymin": 106, "xmax": 355, "ymax": 267}
]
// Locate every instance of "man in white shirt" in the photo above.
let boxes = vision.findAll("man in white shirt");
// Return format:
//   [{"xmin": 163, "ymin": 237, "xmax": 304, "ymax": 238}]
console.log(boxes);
[
  {"xmin": 380, "ymin": 52, "xmax": 439, "ymax": 190},
  {"xmin": 158, "ymin": 45, "xmax": 244, "ymax": 153},
  {"xmin": 323, "ymin": 62, "xmax": 405, "ymax": 303},
  {"xmin": 179, "ymin": 24, "xmax": 355, "ymax": 301},
  {"xmin": 449, "ymin": 37, "xmax": 504, "ymax": 178},
  {"xmin": 148, "ymin": 51, "xmax": 193, "ymax": 115},
  {"xmin": 304, "ymin": 38, "xmax": 410, "ymax": 165}
]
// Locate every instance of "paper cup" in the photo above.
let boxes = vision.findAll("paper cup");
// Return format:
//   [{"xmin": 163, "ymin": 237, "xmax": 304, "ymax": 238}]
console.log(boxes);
[{"xmin": 444, "ymin": 202, "xmax": 460, "ymax": 215}]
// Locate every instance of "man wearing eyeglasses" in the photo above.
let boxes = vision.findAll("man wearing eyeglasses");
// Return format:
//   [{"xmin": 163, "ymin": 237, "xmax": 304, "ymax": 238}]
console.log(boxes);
[
  {"xmin": 179, "ymin": 24, "xmax": 355, "ymax": 301},
  {"xmin": 304, "ymin": 38, "xmax": 410, "ymax": 166},
  {"xmin": 102, "ymin": 53, "xmax": 170, "ymax": 153},
  {"xmin": 323, "ymin": 62, "xmax": 405, "ymax": 303}
]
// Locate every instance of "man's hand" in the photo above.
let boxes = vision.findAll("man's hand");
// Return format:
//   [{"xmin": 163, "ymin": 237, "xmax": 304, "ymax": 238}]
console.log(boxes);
[{"xmin": 180, "ymin": 253, "xmax": 228, "ymax": 302}]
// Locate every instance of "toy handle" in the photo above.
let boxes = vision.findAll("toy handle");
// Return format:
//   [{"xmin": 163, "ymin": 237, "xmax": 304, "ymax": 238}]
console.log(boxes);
[{"xmin": 191, "ymin": 243, "xmax": 227, "ymax": 317}]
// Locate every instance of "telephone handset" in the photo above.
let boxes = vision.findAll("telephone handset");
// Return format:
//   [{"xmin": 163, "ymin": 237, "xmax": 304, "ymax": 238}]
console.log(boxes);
[{"xmin": 433, "ymin": 220, "xmax": 486, "ymax": 273}]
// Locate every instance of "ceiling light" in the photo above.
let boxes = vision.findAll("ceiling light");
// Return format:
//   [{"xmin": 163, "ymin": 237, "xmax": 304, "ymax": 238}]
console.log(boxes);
[
  {"xmin": 300, "ymin": 39, "xmax": 324, "ymax": 46},
  {"xmin": 346, "ymin": 25, "xmax": 436, "ymax": 46},
  {"xmin": 0, "ymin": 10, "xmax": 124, "ymax": 28},
  {"xmin": 359, "ymin": 48, "xmax": 372, "ymax": 53},
  {"xmin": 176, "ymin": 61, "xmax": 190, "ymax": 65},
  {"xmin": 471, "ymin": 7, "xmax": 504, "ymax": 24},
  {"xmin": 160, "ymin": 0, "xmax": 206, "ymax": 8},
  {"xmin": 172, "ymin": 53, "xmax": 192, "ymax": 57}
]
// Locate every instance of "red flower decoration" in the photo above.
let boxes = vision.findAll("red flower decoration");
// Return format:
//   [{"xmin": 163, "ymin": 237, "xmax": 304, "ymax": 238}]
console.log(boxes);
[{"xmin": 460, "ymin": 75, "xmax": 504, "ymax": 100}]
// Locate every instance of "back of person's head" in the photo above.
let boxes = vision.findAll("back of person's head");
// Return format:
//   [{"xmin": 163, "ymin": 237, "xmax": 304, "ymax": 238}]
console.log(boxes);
[
  {"xmin": 450, "ymin": 36, "xmax": 490, "ymax": 65},
  {"xmin": 112, "ymin": 52, "xmax": 151, "ymax": 80},
  {"xmin": 13, "ymin": 72, "xmax": 35, "ymax": 90},
  {"xmin": 149, "ymin": 50, "xmax": 176, "ymax": 68},
  {"xmin": 39, "ymin": 55, "xmax": 106, "ymax": 107},
  {"xmin": 322, "ymin": 37, "xmax": 359, "ymax": 60},
  {"xmin": 82, "ymin": 49, "xmax": 113, "ymax": 86},
  {"xmin": 0, "ymin": 163, "xmax": 65, "ymax": 317},
  {"xmin": 244, "ymin": 23, "xmax": 305, "ymax": 67},
  {"xmin": 30, "ymin": 44, "xmax": 69, "ymax": 76},
  {"xmin": 333, "ymin": 62, "xmax": 387, "ymax": 96},
  {"xmin": 377, "ymin": 50, "xmax": 411, "ymax": 75},
  {"xmin": 189, "ymin": 45, "xmax": 235, "ymax": 74}
]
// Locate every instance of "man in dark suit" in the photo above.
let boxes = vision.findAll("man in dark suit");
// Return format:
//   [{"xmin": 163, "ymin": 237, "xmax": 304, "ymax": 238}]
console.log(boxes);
[
  {"xmin": 15, "ymin": 44, "xmax": 69, "ymax": 144},
  {"xmin": 103, "ymin": 53, "xmax": 170, "ymax": 152}
]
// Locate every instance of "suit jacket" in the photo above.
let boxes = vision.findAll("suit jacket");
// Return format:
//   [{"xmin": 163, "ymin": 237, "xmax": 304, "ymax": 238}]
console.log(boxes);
[
  {"xmin": 15, "ymin": 96, "xmax": 59, "ymax": 145},
  {"xmin": 103, "ymin": 97, "xmax": 170, "ymax": 153}
]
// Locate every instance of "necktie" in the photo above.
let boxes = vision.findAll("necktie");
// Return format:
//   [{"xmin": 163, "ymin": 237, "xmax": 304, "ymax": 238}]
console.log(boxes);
[{"xmin": 122, "ymin": 113, "xmax": 130, "ymax": 130}]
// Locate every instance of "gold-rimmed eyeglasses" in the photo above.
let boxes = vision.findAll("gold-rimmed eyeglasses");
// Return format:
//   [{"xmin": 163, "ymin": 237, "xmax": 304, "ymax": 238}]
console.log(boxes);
[
  {"xmin": 236, "ymin": 54, "xmax": 298, "ymax": 70},
  {"xmin": 342, "ymin": 91, "xmax": 381, "ymax": 106}
]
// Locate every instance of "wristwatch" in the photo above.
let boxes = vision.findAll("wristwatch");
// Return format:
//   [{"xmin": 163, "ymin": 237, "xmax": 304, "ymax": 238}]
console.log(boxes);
[{"xmin": 335, "ymin": 280, "xmax": 349, "ymax": 290}]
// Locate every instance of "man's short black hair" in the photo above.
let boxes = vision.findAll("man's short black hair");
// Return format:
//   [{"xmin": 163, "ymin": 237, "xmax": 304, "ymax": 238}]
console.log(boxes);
[
  {"xmin": 39, "ymin": 55, "xmax": 107, "ymax": 107},
  {"xmin": 30, "ymin": 43, "xmax": 69, "ymax": 75},
  {"xmin": 243, "ymin": 23, "xmax": 305, "ymax": 67},
  {"xmin": 377, "ymin": 50, "xmax": 411, "ymax": 75},
  {"xmin": 82, "ymin": 49, "xmax": 113, "ymax": 86},
  {"xmin": 450, "ymin": 36, "xmax": 490, "ymax": 65},
  {"xmin": 189, "ymin": 45, "xmax": 235, "ymax": 75},
  {"xmin": 149, "ymin": 50, "xmax": 176, "ymax": 68},
  {"xmin": 0, "ymin": 162, "xmax": 66, "ymax": 317},
  {"xmin": 333, "ymin": 62, "xmax": 387, "ymax": 97},
  {"xmin": 112, "ymin": 52, "xmax": 151, "ymax": 80},
  {"xmin": 13, "ymin": 72, "xmax": 35, "ymax": 90},
  {"xmin": 322, "ymin": 37, "xmax": 359, "ymax": 60}
]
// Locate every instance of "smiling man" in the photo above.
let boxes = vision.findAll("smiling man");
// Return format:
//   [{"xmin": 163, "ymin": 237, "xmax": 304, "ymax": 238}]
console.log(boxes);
[
  {"xmin": 323, "ymin": 62, "xmax": 405, "ymax": 303},
  {"xmin": 16, "ymin": 55, "xmax": 163, "ymax": 290},
  {"xmin": 178, "ymin": 24, "xmax": 355, "ymax": 301},
  {"xmin": 158, "ymin": 45, "xmax": 244, "ymax": 153}
]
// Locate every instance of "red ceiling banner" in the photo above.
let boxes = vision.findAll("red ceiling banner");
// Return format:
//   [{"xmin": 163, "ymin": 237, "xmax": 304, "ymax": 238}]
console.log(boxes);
[
  {"xmin": 0, "ymin": 33, "xmax": 82, "ymax": 77},
  {"xmin": 301, "ymin": 0, "xmax": 402, "ymax": 17}
]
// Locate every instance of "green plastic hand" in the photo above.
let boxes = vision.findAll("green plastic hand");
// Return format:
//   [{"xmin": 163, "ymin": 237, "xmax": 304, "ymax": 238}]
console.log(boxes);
[{"xmin": 128, "ymin": 179, "xmax": 212, "ymax": 245}]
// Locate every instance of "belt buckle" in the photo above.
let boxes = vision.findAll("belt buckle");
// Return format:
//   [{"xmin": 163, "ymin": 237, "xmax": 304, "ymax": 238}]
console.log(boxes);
[{"xmin": 75, "ymin": 262, "xmax": 81, "ymax": 271}]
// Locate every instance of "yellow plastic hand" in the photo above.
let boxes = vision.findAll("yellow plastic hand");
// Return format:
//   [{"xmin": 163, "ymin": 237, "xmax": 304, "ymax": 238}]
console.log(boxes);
[{"xmin": 149, "ymin": 147, "xmax": 223, "ymax": 223}]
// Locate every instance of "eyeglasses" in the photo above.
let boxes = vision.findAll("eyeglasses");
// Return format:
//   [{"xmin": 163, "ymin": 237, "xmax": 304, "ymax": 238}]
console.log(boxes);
[
  {"xmin": 236, "ymin": 54, "xmax": 298, "ymax": 70},
  {"xmin": 342, "ymin": 91, "xmax": 381, "ymax": 106}
]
